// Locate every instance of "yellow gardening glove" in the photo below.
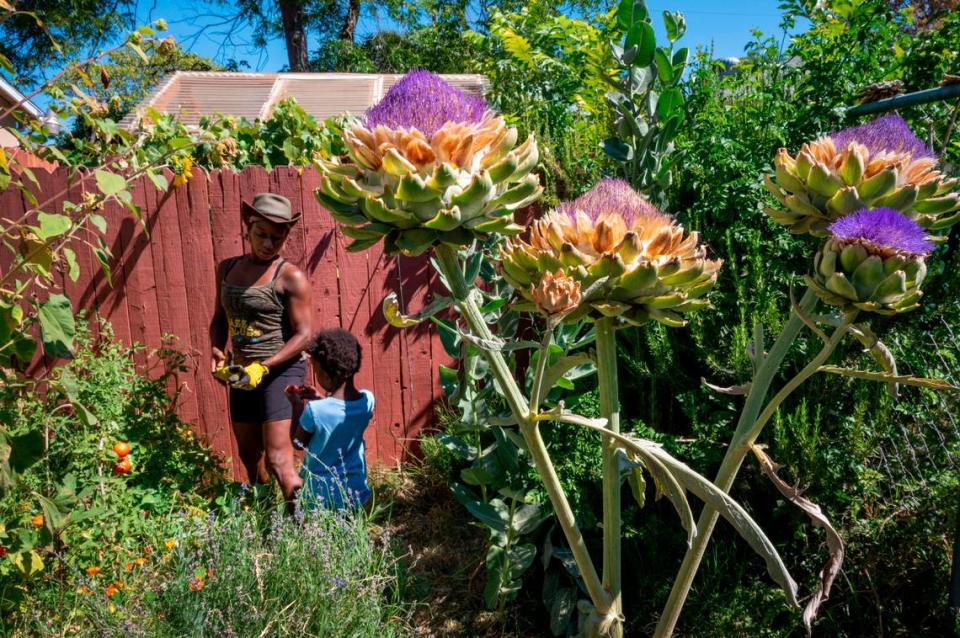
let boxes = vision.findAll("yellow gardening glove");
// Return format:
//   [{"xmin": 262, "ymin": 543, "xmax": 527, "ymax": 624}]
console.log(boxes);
[
  {"xmin": 232, "ymin": 361, "xmax": 270, "ymax": 390},
  {"xmin": 213, "ymin": 364, "xmax": 241, "ymax": 384}
]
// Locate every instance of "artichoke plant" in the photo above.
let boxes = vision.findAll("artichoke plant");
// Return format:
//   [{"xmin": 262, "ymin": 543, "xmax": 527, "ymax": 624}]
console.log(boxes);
[
  {"xmin": 500, "ymin": 179, "xmax": 721, "ymax": 326},
  {"xmin": 807, "ymin": 207, "xmax": 932, "ymax": 315},
  {"xmin": 314, "ymin": 70, "xmax": 541, "ymax": 256},
  {"xmin": 764, "ymin": 114, "xmax": 960, "ymax": 235}
]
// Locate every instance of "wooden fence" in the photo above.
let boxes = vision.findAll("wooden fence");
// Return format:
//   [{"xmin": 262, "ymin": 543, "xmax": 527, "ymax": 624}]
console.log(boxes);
[{"xmin": 1, "ymin": 165, "xmax": 448, "ymax": 476}]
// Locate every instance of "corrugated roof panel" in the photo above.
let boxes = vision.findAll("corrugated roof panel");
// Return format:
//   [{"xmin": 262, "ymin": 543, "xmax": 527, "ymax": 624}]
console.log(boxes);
[
  {"xmin": 121, "ymin": 72, "xmax": 490, "ymax": 129},
  {"xmin": 154, "ymin": 75, "xmax": 278, "ymax": 126},
  {"xmin": 273, "ymin": 77, "xmax": 378, "ymax": 120}
]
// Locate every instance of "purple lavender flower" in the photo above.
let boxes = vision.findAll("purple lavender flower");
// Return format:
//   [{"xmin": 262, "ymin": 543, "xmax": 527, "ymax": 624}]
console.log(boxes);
[
  {"xmin": 364, "ymin": 70, "xmax": 488, "ymax": 136},
  {"xmin": 828, "ymin": 208, "xmax": 933, "ymax": 256},
  {"xmin": 829, "ymin": 114, "xmax": 935, "ymax": 160},
  {"xmin": 555, "ymin": 178, "xmax": 664, "ymax": 223}
]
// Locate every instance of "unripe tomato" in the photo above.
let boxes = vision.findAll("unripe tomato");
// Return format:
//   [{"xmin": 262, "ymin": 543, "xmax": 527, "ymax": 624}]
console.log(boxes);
[
  {"xmin": 113, "ymin": 441, "xmax": 131, "ymax": 458},
  {"xmin": 113, "ymin": 458, "xmax": 132, "ymax": 475}
]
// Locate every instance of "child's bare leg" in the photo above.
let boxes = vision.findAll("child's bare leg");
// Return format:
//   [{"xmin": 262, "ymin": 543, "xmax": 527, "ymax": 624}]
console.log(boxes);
[{"xmin": 263, "ymin": 419, "xmax": 303, "ymax": 512}]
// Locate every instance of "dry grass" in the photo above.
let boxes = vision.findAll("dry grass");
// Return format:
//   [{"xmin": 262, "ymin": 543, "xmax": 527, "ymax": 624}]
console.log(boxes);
[{"xmin": 369, "ymin": 462, "xmax": 547, "ymax": 638}]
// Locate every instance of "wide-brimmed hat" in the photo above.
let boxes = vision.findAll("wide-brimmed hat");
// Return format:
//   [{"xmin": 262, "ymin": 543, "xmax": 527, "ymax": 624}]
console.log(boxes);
[{"xmin": 241, "ymin": 193, "xmax": 302, "ymax": 225}]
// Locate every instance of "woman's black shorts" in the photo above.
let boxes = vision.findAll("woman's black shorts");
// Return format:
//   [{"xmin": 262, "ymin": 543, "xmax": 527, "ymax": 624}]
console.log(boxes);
[{"xmin": 229, "ymin": 358, "xmax": 307, "ymax": 423}]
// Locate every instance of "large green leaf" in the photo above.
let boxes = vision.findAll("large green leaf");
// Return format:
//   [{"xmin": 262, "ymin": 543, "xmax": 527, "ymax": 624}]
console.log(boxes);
[
  {"xmin": 37, "ymin": 294, "xmax": 75, "ymax": 359},
  {"xmin": 94, "ymin": 169, "xmax": 126, "ymax": 196},
  {"xmin": 451, "ymin": 483, "xmax": 508, "ymax": 533},
  {"xmin": 624, "ymin": 22, "xmax": 656, "ymax": 66},
  {"xmin": 37, "ymin": 213, "xmax": 71, "ymax": 239}
]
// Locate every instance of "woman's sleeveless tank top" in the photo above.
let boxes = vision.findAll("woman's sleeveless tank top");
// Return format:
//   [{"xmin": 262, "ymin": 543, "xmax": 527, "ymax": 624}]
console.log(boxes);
[{"xmin": 220, "ymin": 257, "xmax": 291, "ymax": 363}]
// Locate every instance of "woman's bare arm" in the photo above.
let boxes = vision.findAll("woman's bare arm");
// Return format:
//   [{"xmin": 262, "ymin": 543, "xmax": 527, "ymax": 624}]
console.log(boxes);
[{"xmin": 209, "ymin": 260, "xmax": 229, "ymax": 371}]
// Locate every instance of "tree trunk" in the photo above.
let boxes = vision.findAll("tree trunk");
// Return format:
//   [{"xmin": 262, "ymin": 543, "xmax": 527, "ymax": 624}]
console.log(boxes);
[
  {"xmin": 339, "ymin": 0, "xmax": 360, "ymax": 42},
  {"xmin": 278, "ymin": 0, "xmax": 309, "ymax": 71}
]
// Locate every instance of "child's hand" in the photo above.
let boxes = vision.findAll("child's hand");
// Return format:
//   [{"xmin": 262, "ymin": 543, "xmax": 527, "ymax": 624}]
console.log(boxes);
[
  {"xmin": 298, "ymin": 385, "xmax": 321, "ymax": 401},
  {"xmin": 284, "ymin": 384, "xmax": 321, "ymax": 404}
]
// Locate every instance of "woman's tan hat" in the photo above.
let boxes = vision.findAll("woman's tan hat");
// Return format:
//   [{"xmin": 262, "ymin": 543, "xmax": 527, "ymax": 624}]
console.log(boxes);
[{"xmin": 241, "ymin": 193, "xmax": 302, "ymax": 225}]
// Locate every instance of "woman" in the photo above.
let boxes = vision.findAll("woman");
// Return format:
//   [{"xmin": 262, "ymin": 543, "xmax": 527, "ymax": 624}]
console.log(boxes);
[{"xmin": 210, "ymin": 192, "xmax": 312, "ymax": 510}]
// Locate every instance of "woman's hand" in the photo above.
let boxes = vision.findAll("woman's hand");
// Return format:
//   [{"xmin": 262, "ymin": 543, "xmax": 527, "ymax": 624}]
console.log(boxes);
[{"xmin": 211, "ymin": 347, "xmax": 226, "ymax": 373}]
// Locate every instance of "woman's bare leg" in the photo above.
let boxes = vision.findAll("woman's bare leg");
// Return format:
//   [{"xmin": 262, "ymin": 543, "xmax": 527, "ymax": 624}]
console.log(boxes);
[
  {"xmin": 263, "ymin": 418, "xmax": 303, "ymax": 511},
  {"xmin": 232, "ymin": 421, "xmax": 265, "ymax": 485}
]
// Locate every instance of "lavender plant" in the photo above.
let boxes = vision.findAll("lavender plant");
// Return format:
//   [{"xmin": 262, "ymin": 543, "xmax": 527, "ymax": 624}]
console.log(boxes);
[
  {"xmin": 317, "ymin": 71, "xmax": 804, "ymax": 638},
  {"xmin": 656, "ymin": 115, "xmax": 960, "ymax": 637}
]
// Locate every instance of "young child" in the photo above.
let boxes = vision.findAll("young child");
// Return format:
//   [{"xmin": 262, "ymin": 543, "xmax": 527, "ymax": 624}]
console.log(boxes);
[{"xmin": 285, "ymin": 329, "xmax": 374, "ymax": 509}]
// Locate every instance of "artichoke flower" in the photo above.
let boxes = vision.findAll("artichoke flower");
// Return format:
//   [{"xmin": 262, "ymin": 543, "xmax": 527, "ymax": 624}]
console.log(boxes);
[
  {"xmin": 500, "ymin": 179, "xmax": 721, "ymax": 327},
  {"xmin": 314, "ymin": 71, "xmax": 542, "ymax": 256},
  {"xmin": 765, "ymin": 114, "xmax": 959, "ymax": 235},
  {"xmin": 807, "ymin": 208, "xmax": 932, "ymax": 315}
]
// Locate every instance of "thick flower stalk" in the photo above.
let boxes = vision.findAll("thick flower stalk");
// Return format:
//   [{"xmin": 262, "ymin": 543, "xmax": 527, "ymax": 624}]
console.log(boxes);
[
  {"xmin": 500, "ymin": 178, "xmax": 721, "ymax": 327},
  {"xmin": 314, "ymin": 70, "xmax": 541, "ymax": 256},
  {"xmin": 807, "ymin": 208, "xmax": 932, "ymax": 315},
  {"xmin": 765, "ymin": 114, "xmax": 960, "ymax": 235}
]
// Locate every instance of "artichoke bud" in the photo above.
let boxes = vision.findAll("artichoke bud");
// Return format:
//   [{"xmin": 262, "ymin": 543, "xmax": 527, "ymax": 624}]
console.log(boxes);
[
  {"xmin": 501, "ymin": 179, "xmax": 720, "ymax": 326},
  {"xmin": 764, "ymin": 115, "xmax": 960, "ymax": 237},
  {"xmin": 530, "ymin": 270, "xmax": 582, "ymax": 318},
  {"xmin": 809, "ymin": 208, "xmax": 933, "ymax": 314},
  {"xmin": 314, "ymin": 71, "xmax": 544, "ymax": 255}
]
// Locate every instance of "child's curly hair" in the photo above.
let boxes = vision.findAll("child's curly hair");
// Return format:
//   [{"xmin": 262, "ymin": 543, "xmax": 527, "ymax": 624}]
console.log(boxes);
[{"xmin": 306, "ymin": 329, "xmax": 362, "ymax": 381}]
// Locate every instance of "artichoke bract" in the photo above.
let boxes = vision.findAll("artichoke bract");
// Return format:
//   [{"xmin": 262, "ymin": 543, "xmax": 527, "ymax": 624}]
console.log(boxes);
[
  {"xmin": 314, "ymin": 70, "xmax": 542, "ymax": 256},
  {"xmin": 501, "ymin": 179, "xmax": 721, "ymax": 327},
  {"xmin": 807, "ymin": 208, "xmax": 932, "ymax": 315},
  {"xmin": 765, "ymin": 114, "xmax": 959, "ymax": 236}
]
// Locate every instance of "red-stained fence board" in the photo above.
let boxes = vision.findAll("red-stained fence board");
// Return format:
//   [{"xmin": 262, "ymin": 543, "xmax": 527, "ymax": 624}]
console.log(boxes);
[
  {"xmin": 206, "ymin": 169, "xmax": 244, "ymax": 469},
  {"xmin": 332, "ymin": 225, "xmax": 380, "ymax": 464},
  {"xmin": 208, "ymin": 169, "xmax": 244, "ymax": 266},
  {"xmin": 299, "ymin": 168, "xmax": 341, "ymax": 330},
  {"xmin": 117, "ymin": 176, "xmax": 164, "ymax": 369},
  {"xmin": 365, "ymin": 250, "xmax": 404, "ymax": 463},
  {"xmin": 271, "ymin": 167, "xmax": 307, "ymax": 269},
  {"xmin": 396, "ymin": 254, "xmax": 438, "ymax": 450},
  {"xmin": 178, "ymin": 171, "xmax": 233, "ymax": 456},
  {"xmin": 151, "ymin": 170, "xmax": 200, "ymax": 427}
]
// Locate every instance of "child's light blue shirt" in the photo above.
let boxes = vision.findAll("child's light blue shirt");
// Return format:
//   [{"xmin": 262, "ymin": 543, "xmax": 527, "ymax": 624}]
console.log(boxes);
[{"xmin": 298, "ymin": 390, "xmax": 374, "ymax": 509}]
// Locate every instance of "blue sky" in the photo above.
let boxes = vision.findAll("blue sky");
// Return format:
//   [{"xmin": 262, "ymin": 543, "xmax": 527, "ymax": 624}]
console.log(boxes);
[{"xmin": 138, "ymin": 1, "xmax": 800, "ymax": 72}]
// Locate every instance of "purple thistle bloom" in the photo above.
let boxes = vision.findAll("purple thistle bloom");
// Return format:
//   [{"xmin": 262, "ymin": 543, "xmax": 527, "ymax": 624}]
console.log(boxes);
[
  {"xmin": 829, "ymin": 113, "xmax": 935, "ymax": 160},
  {"xmin": 364, "ymin": 70, "xmax": 488, "ymax": 136},
  {"xmin": 555, "ymin": 178, "xmax": 664, "ymax": 223},
  {"xmin": 829, "ymin": 208, "xmax": 933, "ymax": 256}
]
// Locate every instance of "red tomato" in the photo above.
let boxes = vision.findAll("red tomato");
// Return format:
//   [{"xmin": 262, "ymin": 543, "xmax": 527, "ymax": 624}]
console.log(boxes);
[
  {"xmin": 113, "ymin": 458, "xmax": 132, "ymax": 475},
  {"xmin": 112, "ymin": 441, "xmax": 131, "ymax": 458}
]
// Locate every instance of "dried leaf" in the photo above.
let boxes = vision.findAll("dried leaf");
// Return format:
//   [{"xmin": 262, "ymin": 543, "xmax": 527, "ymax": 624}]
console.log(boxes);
[
  {"xmin": 640, "ymin": 440, "xmax": 800, "ymax": 606},
  {"xmin": 818, "ymin": 365, "xmax": 957, "ymax": 391},
  {"xmin": 701, "ymin": 377, "xmax": 751, "ymax": 395},
  {"xmin": 752, "ymin": 447, "xmax": 843, "ymax": 637}
]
